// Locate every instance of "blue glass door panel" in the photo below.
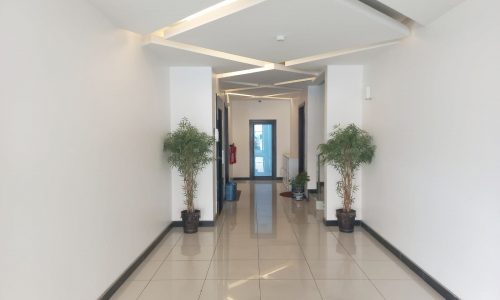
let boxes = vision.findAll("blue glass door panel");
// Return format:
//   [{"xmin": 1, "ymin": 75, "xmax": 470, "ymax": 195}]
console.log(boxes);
[{"xmin": 253, "ymin": 123, "xmax": 273, "ymax": 177}]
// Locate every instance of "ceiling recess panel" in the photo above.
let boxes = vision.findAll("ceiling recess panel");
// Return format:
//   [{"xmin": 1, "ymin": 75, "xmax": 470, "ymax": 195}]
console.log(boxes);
[{"xmin": 172, "ymin": 0, "xmax": 410, "ymax": 62}]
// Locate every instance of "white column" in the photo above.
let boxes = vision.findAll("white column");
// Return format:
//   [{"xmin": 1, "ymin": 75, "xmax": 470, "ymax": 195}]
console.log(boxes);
[
  {"xmin": 324, "ymin": 65, "xmax": 363, "ymax": 221},
  {"xmin": 169, "ymin": 67, "xmax": 214, "ymax": 221}
]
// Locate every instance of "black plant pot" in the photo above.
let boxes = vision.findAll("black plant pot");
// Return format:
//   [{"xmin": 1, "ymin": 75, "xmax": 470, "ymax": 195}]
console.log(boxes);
[
  {"xmin": 336, "ymin": 209, "xmax": 356, "ymax": 233},
  {"xmin": 181, "ymin": 209, "xmax": 200, "ymax": 234}
]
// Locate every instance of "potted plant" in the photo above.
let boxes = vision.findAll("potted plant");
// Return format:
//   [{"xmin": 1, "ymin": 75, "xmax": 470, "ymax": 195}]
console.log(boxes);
[
  {"xmin": 290, "ymin": 172, "xmax": 310, "ymax": 200},
  {"xmin": 164, "ymin": 118, "xmax": 214, "ymax": 233},
  {"xmin": 319, "ymin": 124, "xmax": 375, "ymax": 232}
]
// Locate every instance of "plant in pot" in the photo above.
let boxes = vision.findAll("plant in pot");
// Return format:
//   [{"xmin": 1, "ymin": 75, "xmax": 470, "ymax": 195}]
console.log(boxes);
[
  {"xmin": 290, "ymin": 172, "xmax": 310, "ymax": 200},
  {"xmin": 164, "ymin": 118, "xmax": 214, "ymax": 234},
  {"xmin": 319, "ymin": 124, "xmax": 375, "ymax": 233}
]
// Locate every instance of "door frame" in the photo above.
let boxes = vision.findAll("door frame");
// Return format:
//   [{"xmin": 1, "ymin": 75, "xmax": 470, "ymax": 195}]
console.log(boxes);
[
  {"xmin": 249, "ymin": 120, "xmax": 277, "ymax": 179},
  {"xmin": 298, "ymin": 104, "xmax": 305, "ymax": 173},
  {"xmin": 216, "ymin": 107, "xmax": 223, "ymax": 214}
]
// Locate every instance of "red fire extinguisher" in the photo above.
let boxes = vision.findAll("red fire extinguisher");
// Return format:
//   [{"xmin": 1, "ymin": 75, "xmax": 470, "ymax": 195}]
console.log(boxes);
[{"xmin": 229, "ymin": 143, "xmax": 237, "ymax": 164}]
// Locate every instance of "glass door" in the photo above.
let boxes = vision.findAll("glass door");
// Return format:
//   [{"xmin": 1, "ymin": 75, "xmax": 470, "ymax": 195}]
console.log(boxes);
[{"xmin": 250, "ymin": 120, "xmax": 276, "ymax": 179}]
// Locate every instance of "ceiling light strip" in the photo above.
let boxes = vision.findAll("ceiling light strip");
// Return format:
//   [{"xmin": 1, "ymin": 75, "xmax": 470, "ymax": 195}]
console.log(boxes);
[
  {"xmin": 146, "ymin": 35, "xmax": 270, "ymax": 67},
  {"xmin": 216, "ymin": 65, "xmax": 273, "ymax": 79},
  {"xmin": 225, "ymin": 84, "xmax": 303, "ymax": 92},
  {"xmin": 226, "ymin": 92, "xmax": 291, "ymax": 100},
  {"xmin": 285, "ymin": 39, "xmax": 403, "ymax": 67},
  {"xmin": 157, "ymin": 0, "xmax": 267, "ymax": 39},
  {"xmin": 222, "ymin": 81, "xmax": 260, "ymax": 87},
  {"xmin": 273, "ymin": 77, "xmax": 316, "ymax": 86}
]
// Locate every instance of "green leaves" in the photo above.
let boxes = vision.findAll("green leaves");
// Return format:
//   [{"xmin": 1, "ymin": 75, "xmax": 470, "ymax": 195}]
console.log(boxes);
[
  {"xmin": 318, "ymin": 124, "xmax": 375, "ymax": 211},
  {"xmin": 164, "ymin": 118, "xmax": 215, "ymax": 212},
  {"xmin": 291, "ymin": 172, "xmax": 310, "ymax": 187}
]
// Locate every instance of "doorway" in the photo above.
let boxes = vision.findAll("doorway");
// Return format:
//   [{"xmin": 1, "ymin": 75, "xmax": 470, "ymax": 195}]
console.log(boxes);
[
  {"xmin": 249, "ymin": 120, "xmax": 276, "ymax": 179},
  {"xmin": 298, "ymin": 105, "xmax": 305, "ymax": 173},
  {"xmin": 216, "ymin": 108, "xmax": 223, "ymax": 214}
]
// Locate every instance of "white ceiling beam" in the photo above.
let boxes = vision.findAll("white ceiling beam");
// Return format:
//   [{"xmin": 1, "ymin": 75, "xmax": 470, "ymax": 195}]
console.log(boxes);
[
  {"xmin": 155, "ymin": 0, "xmax": 267, "ymax": 39},
  {"xmin": 145, "ymin": 35, "xmax": 270, "ymax": 67},
  {"xmin": 285, "ymin": 38, "xmax": 403, "ymax": 67}
]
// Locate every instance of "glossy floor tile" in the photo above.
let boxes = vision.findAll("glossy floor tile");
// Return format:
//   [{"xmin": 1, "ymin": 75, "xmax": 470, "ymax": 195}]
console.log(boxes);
[
  {"xmin": 110, "ymin": 281, "xmax": 148, "ymax": 300},
  {"xmin": 260, "ymin": 280, "xmax": 322, "ymax": 300},
  {"xmin": 112, "ymin": 180, "xmax": 443, "ymax": 299},
  {"xmin": 199, "ymin": 280, "xmax": 260, "ymax": 300}
]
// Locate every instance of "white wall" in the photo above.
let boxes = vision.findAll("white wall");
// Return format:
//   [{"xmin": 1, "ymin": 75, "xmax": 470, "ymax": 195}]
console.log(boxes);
[
  {"xmin": 324, "ymin": 65, "xmax": 363, "ymax": 221},
  {"xmin": 169, "ymin": 67, "xmax": 214, "ymax": 221},
  {"xmin": 0, "ymin": 1, "xmax": 172, "ymax": 299},
  {"xmin": 306, "ymin": 85, "xmax": 325, "ymax": 189},
  {"xmin": 362, "ymin": 0, "xmax": 500, "ymax": 298},
  {"xmin": 229, "ymin": 99, "xmax": 291, "ymax": 178}
]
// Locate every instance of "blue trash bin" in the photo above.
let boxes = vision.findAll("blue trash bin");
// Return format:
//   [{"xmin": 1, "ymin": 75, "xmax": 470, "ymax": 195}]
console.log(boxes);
[{"xmin": 225, "ymin": 181, "xmax": 237, "ymax": 201}]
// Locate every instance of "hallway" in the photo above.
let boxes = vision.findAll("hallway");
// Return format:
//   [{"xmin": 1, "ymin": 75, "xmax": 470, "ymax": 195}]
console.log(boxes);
[{"xmin": 112, "ymin": 181, "xmax": 442, "ymax": 300}]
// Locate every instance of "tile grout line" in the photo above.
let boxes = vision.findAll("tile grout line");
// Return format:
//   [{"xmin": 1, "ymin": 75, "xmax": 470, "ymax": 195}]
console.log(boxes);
[
  {"xmin": 290, "ymin": 218, "xmax": 325, "ymax": 300},
  {"xmin": 333, "ymin": 230, "xmax": 388, "ymax": 300},
  {"xmin": 257, "ymin": 205, "xmax": 263, "ymax": 300},
  {"xmin": 135, "ymin": 230, "xmax": 181, "ymax": 300},
  {"xmin": 197, "ymin": 208, "xmax": 227, "ymax": 300}
]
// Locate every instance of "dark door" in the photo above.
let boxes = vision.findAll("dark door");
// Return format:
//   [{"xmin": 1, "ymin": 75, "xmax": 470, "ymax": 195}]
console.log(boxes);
[
  {"xmin": 298, "ymin": 105, "xmax": 305, "ymax": 173},
  {"xmin": 224, "ymin": 106, "xmax": 229, "ymax": 183},
  {"xmin": 250, "ymin": 120, "xmax": 276, "ymax": 179},
  {"xmin": 217, "ymin": 108, "xmax": 223, "ymax": 214}
]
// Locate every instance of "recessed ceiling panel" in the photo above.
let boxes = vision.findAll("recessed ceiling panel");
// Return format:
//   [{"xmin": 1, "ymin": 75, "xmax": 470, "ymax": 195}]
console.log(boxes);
[
  {"xmin": 172, "ymin": 0, "xmax": 409, "ymax": 62},
  {"xmin": 89, "ymin": 0, "xmax": 223, "ymax": 33},
  {"xmin": 144, "ymin": 43, "xmax": 255, "ymax": 73}
]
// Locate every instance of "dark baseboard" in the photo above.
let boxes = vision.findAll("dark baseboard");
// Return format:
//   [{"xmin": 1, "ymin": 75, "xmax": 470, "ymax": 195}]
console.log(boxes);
[
  {"xmin": 99, "ymin": 223, "xmax": 175, "ymax": 300},
  {"xmin": 171, "ymin": 220, "xmax": 215, "ymax": 227},
  {"xmin": 323, "ymin": 219, "xmax": 361, "ymax": 226},
  {"xmin": 360, "ymin": 222, "xmax": 459, "ymax": 300},
  {"xmin": 308, "ymin": 189, "xmax": 317, "ymax": 193},
  {"xmin": 322, "ymin": 219, "xmax": 458, "ymax": 298}
]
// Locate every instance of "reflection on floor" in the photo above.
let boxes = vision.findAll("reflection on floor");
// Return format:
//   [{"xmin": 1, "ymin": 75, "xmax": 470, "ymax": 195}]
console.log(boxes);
[{"xmin": 112, "ymin": 180, "xmax": 443, "ymax": 300}]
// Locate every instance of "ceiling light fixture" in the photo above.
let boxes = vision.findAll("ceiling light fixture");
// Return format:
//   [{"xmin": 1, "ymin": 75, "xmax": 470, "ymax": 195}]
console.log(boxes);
[
  {"xmin": 276, "ymin": 35, "xmax": 286, "ymax": 41},
  {"xmin": 285, "ymin": 38, "xmax": 403, "ymax": 67},
  {"xmin": 216, "ymin": 65, "xmax": 274, "ymax": 79},
  {"xmin": 145, "ymin": 35, "xmax": 270, "ymax": 67},
  {"xmin": 226, "ymin": 92, "xmax": 292, "ymax": 100},
  {"xmin": 154, "ymin": 0, "xmax": 267, "ymax": 39},
  {"xmin": 274, "ymin": 77, "xmax": 316, "ymax": 86}
]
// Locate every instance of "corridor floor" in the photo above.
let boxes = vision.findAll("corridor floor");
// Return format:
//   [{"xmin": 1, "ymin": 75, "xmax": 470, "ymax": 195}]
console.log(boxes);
[{"xmin": 112, "ymin": 181, "xmax": 443, "ymax": 300}]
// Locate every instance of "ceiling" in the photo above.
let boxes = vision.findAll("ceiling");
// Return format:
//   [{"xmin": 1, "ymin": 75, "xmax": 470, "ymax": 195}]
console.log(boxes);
[{"xmin": 90, "ymin": 0, "xmax": 464, "ymax": 100}]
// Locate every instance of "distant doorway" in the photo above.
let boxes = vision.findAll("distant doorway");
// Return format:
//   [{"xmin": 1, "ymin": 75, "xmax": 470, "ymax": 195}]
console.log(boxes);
[
  {"xmin": 298, "ymin": 105, "xmax": 305, "ymax": 173},
  {"xmin": 250, "ymin": 120, "xmax": 276, "ymax": 179}
]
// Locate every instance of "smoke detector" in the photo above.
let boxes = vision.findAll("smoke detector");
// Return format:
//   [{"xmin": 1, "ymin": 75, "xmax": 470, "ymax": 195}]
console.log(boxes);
[{"xmin": 276, "ymin": 35, "xmax": 286, "ymax": 42}]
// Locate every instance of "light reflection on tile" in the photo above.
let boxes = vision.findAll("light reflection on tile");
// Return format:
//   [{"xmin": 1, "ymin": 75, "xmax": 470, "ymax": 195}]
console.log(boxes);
[
  {"xmin": 199, "ymin": 279, "xmax": 260, "ymax": 300},
  {"xmin": 113, "ymin": 181, "xmax": 443, "ymax": 300}
]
